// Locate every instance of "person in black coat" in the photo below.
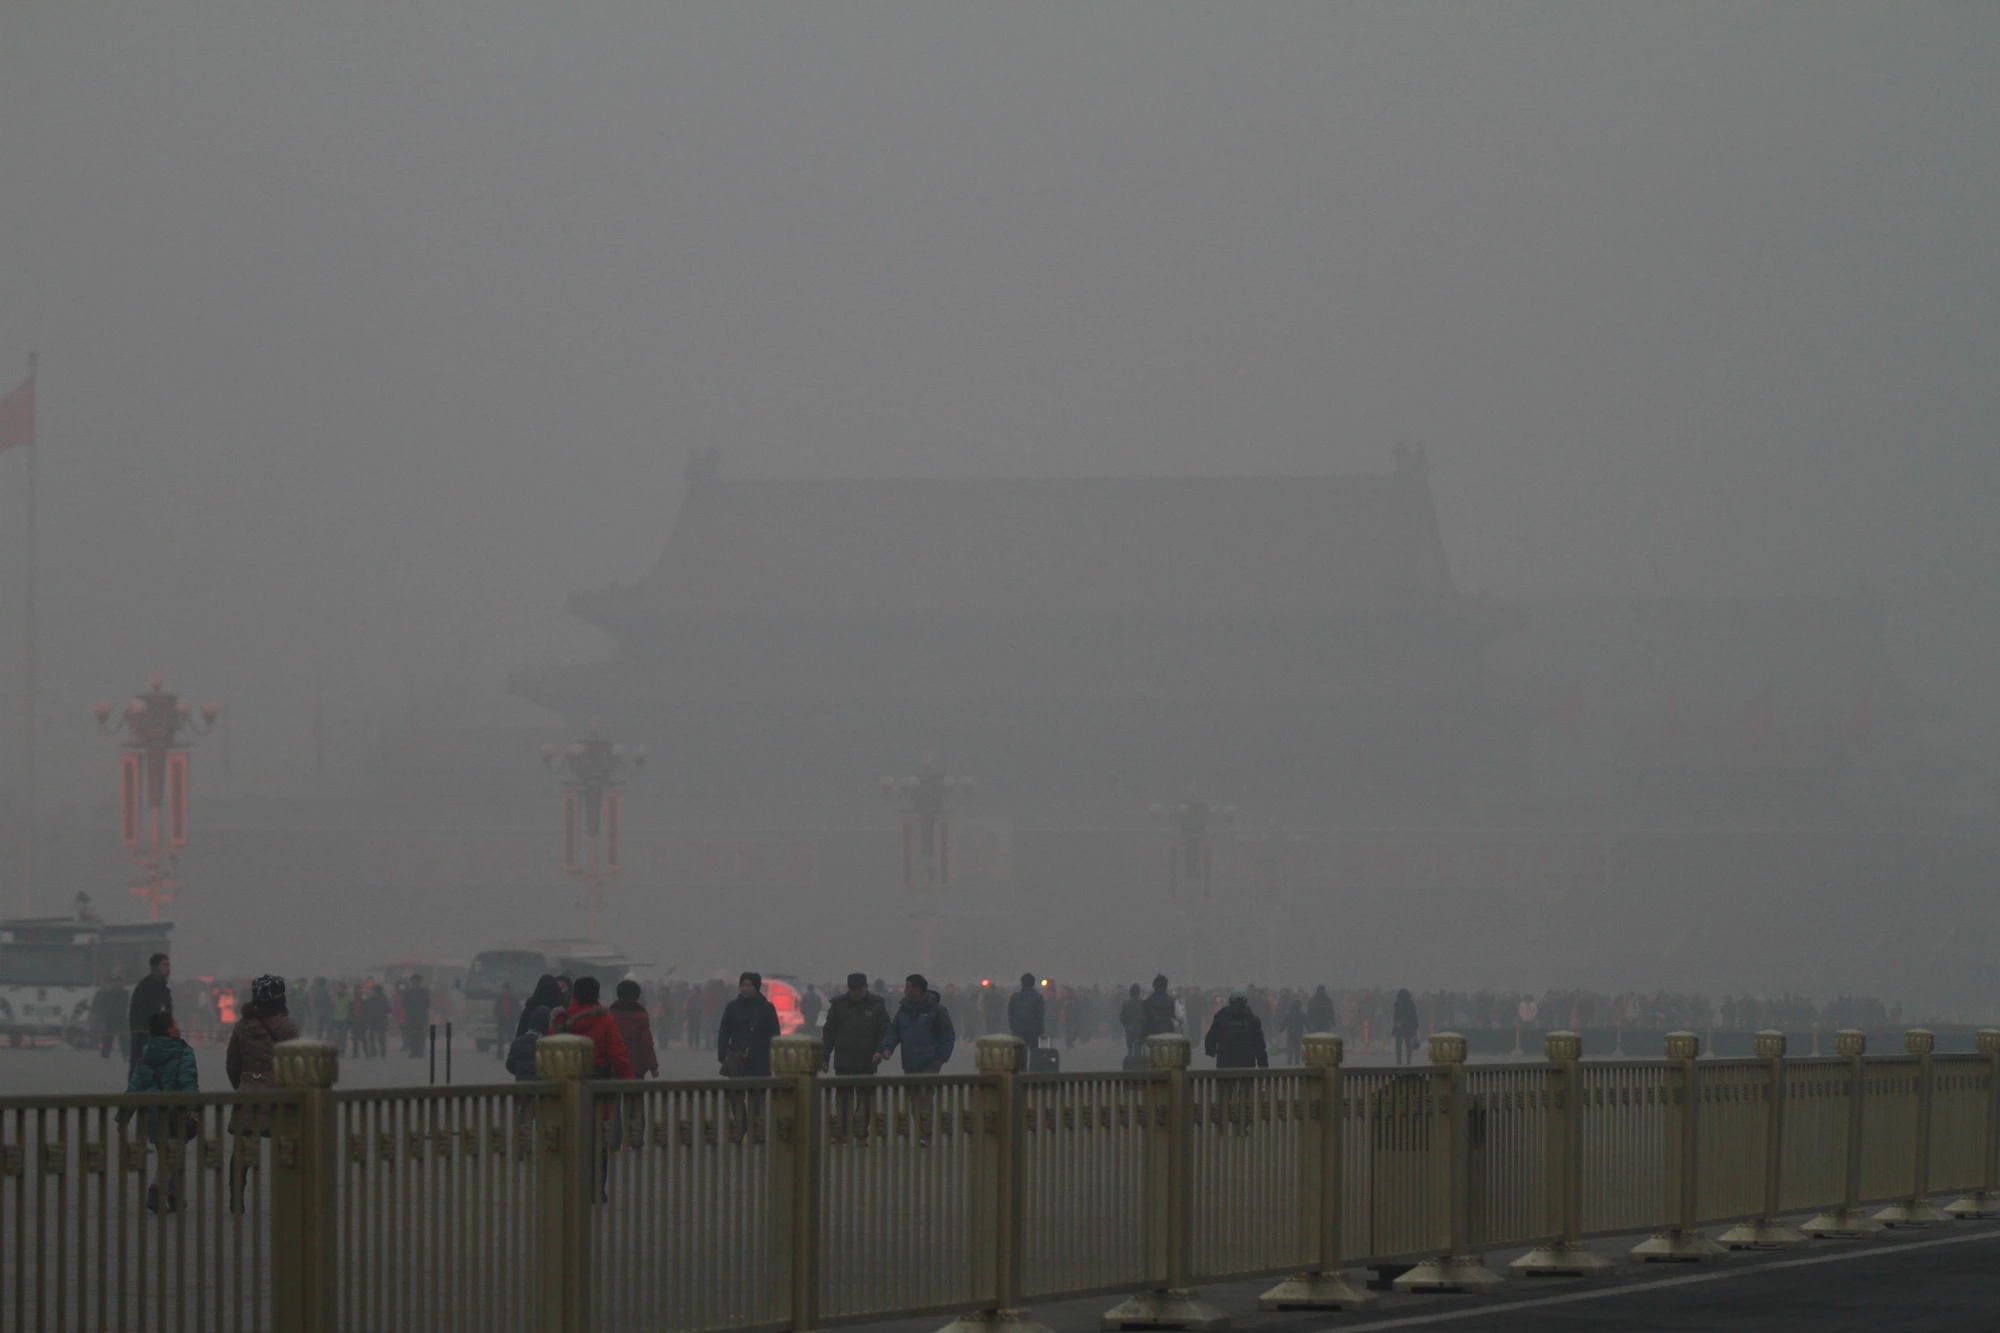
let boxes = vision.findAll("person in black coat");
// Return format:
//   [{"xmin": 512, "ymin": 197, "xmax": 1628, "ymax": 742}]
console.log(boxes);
[
  {"xmin": 1203, "ymin": 989, "xmax": 1268, "ymax": 1069},
  {"xmin": 1141, "ymin": 974, "xmax": 1179, "ymax": 1037},
  {"xmin": 127, "ymin": 954, "xmax": 174, "ymax": 1068},
  {"xmin": 716, "ymin": 972, "xmax": 781, "ymax": 1077},
  {"xmin": 1006, "ymin": 974, "xmax": 1045, "ymax": 1047}
]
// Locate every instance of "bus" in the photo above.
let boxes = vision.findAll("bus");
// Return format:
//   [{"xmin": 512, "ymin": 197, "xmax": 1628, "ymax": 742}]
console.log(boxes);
[
  {"xmin": 464, "ymin": 940, "xmax": 638, "ymax": 1053},
  {"xmin": 0, "ymin": 904, "xmax": 172, "ymax": 1047}
]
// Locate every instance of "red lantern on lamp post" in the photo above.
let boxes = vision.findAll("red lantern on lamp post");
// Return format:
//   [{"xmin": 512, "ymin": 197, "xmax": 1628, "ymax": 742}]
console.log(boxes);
[
  {"xmin": 94, "ymin": 672, "xmax": 219, "ymax": 921},
  {"xmin": 540, "ymin": 726, "xmax": 644, "ymax": 936}
]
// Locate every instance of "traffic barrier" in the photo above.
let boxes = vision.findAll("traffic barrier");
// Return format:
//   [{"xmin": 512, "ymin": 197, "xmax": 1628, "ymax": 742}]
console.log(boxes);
[{"xmin": 2, "ymin": 1026, "xmax": 1996, "ymax": 1332}]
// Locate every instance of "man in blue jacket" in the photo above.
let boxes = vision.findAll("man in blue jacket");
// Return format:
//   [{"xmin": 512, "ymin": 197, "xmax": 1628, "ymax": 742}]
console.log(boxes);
[{"xmin": 875, "ymin": 974, "xmax": 956, "ymax": 1073}]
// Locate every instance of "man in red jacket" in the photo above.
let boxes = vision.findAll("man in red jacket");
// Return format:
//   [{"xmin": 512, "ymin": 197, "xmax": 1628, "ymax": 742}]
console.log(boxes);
[{"xmin": 561, "ymin": 977, "xmax": 635, "ymax": 1080}]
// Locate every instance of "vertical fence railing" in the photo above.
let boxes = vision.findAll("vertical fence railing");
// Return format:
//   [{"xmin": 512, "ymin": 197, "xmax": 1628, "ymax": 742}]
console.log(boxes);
[
  {"xmin": 328, "ymin": 1068, "xmax": 552, "ymax": 1333},
  {"xmin": 1716, "ymin": 1031, "xmax": 1805, "ymax": 1249},
  {"xmin": 1, "ymin": 1090, "xmax": 286, "ymax": 1333},
  {"xmin": 12, "ymin": 1022, "xmax": 2000, "ymax": 1333},
  {"xmin": 1017, "ymin": 1067, "xmax": 1154, "ymax": 1299},
  {"xmin": 1576, "ymin": 1059, "xmax": 1668, "ymax": 1236},
  {"xmin": 1945, "ymin": 1030, "xmax": 2000, "ymax": 1218},
  {"xmin": 1258, "ymin": 1033, "xmax": 1376, "ymax": 1310}
]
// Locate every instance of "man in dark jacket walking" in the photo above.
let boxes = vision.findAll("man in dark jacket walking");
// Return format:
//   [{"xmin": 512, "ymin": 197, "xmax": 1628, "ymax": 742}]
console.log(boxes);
[
  {"xmin": 1305, "ymin": 984, "xmax": 1336, "ymax": 1034},
  {"xmin": 822, "ymin": 973, "xmax": 891, "ymax": 1075},
  {"xmin": 1119, "ymin": 983, "xmax": 1146, "ymax": 1058},
  {"xmin": 1141, "ymin": 974, "xmax": 1179, "ymax": 1037},
  {"xmin": 1203, "ymin": 988, "xmax": 1268, "ymax": 1069},
  {"xmin": 716, "ymin": 972, "xmax": 782, "ymax": 1077},
  {"xmin": 877, "ymin": 975, "xmax": 956, "ymax": 1073},
  {"xmin": 128, "ymin": 954, "xmax": 174, "ymax": 1068},
  {"xmin": 93, "ymin": 973, "xmax": 130, "ymax": 1059},
  {"xmin": 1007, "ymin": 973, "xmax": 1045, "ymax": 1048}
]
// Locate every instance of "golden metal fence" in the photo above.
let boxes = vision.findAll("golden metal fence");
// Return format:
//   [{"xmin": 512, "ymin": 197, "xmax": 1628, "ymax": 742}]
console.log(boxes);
[
  {"xmin": 332, "ymin": 1084, "xmax": 551, "ymax": 1333},
  {"xmin": 4, "ymin": 1026, "xmax": 1996, "ymax": 1333},
  {"xmin": 1, "ymin": 1092, "xmax": 285, "ymax": 1333},
  {"xmin": 1778, "ymin": 1058, "xmax": 1850, "ymax": 1213},
  {"xmin": 1018, "ymin": 1072, "xmax": 1153, "ymax": 1299}
]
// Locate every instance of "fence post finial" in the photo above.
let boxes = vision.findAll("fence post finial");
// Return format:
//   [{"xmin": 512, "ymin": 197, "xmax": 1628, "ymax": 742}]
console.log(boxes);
[
  {"xmin": 271, "ymin": 1039, "xmax": 338, "ymax": 1333},
  {"xmin": 1803, "ymin": 1031, "xmax": 1884, "ymax": 1237},
  {"xmin": 1101, "ymin": 1034, "xmax": 1230, "ymax": 1330},
  {"xmin": 1719, "ymin": 1033, "xmax": 1804, "ymax": 1249},
  {"xmin": 939, "ymin": 1036, "xmax": 1056, "ymax": 1333},
  {"xmin": 1513, "ymin": 1033, "xmax": 1614, "ymax": 1276},
  {"xmin": 1395, "ymin": 1034, "xmax": 1506, "ymax": 1292},
  {"xmin": 1631, "ymin": 1033, "xmax": 1725, "ymax": 1262},
  {"xmin": 534, "ymin": 1033, "xmax": 594, "ymax": 1332},
  {"xmin": 1261, "ymin": 1034, "xmax": 1376, "ymax": 1310},
  {"xmin": 1873, "ymin": 1030, "xmax": 1951, "ymax": 1226}
]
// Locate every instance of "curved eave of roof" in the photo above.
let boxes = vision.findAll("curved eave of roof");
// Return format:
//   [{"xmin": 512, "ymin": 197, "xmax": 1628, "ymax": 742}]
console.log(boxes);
[{"xmin": 592, "ymin": 469, "xmax": 1464, "ymax": 623}]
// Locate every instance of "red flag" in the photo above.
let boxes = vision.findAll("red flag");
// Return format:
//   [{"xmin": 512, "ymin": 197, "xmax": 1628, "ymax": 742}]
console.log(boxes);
[{"xmin": 0, "ymin": 374, "xmax": 32, "ymax": 451}]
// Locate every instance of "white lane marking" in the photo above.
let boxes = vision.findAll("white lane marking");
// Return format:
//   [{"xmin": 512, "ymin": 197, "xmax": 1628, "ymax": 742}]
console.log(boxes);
[{"xmin": 1317, "ymin": 1227, "xmax": 2000, "ymax": 1331}]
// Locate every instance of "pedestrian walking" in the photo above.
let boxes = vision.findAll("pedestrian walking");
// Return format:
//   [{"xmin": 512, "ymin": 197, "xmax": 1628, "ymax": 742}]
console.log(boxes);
[
  {"xmin": 1119, "ymin": 983, "xmax": 1146, "ymax": 1059},
  {"xmin": 799, "ymin": 984, "xmax": 823, "ymax": 1031},
  {"xmin": 716, "ymin": 972, "xmax": 781, "ymax": 1078},
  {"xmin": 683, "ymin": 988, "xmax": 705, "ymax": 1050},
  {"xmin": 821, "ymin": 973, "xmax": 891, "ymax": 1075},
  {"xmin": 561, "ymin": 977, "xmax": 635, "ymax": 1079},
  {"xmin": 118, "ymin": 1011, "xmax": 199, "ymax": 1213},
  {"xmin": 562, "ymin": 976, "xmax": 636, "ymax": 1196},
  {"xmin": 92, "ymin": 972, "xmax": 129, "ymax": 1059},
  {"xmin": 877, "ymin": 974, "xmax": 956, "ymax": 1074},
  {"xmin": 1007, "ymin": 973, "xmax": 1045, "ymax": 1048},
  {"xmin": 401, "ymin": 974, "xmax": 431, "ymax": 1058},
  {"xmin": 224, "ymin": 975, "xmax": 301, "ymax": 1211},
  {"xmin": 609, "ymin": 979, "xmax": 659, "ymax": 1078},
  {"xmin": 1305, "ymin": 984, "xmax": 1336, "ymax": 1034},
  {"xmin": 1141, "ymin": 974, "xmax": 1179, "ymax": 1037},
  {"xmin": 1203, "ymin": 988, "xmax": 1268, "ymax": 1069},
  {"xmin": 361, "ymin": 981, "xmax": 390, "ymax": 1056},
  {"xmin": 1278, "ymin": 999, "xmax": 1306, "ymax": 1064},
  {"xmin": 127, "ymin": 953, "xmax": 174, "ymax": 1069},
  {"xmin": 1392, "ymin": 988, "xmax": 1420, "ymax": 1066},
  {"xmin": 309, "ymin": 977, "xmax": 334, "ymax": 1041}
]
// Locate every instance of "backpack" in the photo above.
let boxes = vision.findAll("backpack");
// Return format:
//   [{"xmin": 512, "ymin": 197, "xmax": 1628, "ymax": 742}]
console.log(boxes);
[
  {"xmin": 505, "ymin": 1031, "xmax": 542, "ymax": 1078},
  {"xmin": 506, "ymin": 1005, "xmax": 550, "ymax": 1078}
]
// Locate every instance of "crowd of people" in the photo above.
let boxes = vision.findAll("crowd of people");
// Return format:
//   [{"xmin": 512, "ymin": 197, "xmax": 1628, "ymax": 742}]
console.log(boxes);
[
  {"xmin": 90, "ymin": 966, "xmax": 468, "ymax": 1060},
  {"xmin": 96, "ymin": 953, "xmax": 1916, "ymax": 1092}
]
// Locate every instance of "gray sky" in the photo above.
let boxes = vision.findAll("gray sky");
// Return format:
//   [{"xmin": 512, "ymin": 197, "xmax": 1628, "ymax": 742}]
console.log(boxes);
[{"xmin": 2, "ymin": 3, "xmax": 1996, "ymax": 798}]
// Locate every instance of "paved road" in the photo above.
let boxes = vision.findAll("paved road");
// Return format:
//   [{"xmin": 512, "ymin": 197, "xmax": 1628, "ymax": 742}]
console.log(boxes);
[{"xmin": 850, "ymin": 1222, "xmax": 2000, "ymax": 1333}]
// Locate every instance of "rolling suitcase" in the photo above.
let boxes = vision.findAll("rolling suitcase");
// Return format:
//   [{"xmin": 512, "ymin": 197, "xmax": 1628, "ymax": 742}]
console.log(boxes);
[{"xmin": 1029, "ymin": 1046, "xmax": 1061, "ymax": 1073}]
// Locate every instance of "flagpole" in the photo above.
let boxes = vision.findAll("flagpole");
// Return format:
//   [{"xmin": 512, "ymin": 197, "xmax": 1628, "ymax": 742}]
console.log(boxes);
[{"xmin": 22, "ymin": 349, "xmax": 37, "ymax": 916}]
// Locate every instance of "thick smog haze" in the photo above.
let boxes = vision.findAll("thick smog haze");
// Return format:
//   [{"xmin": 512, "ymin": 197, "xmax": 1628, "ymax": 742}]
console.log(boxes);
[
  {"xmin": 0, "ymin": 5, "xmax": 1997, "ymax": 1015},
  {"xmin": 2, "ymin": 4, "xmax": 1995, "ymax": 795}
]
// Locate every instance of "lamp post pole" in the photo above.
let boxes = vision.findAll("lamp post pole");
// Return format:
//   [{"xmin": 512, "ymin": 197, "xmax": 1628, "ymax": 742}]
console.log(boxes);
[
  {"xmin": 1150, "ymin": 792, "xmax": 1234, "ymax": 982},
  {"xmin": 541, "ymin": 726, "xmax": 644, "ymax": 937},
  {"xmin": 94, "ymin": 672, "xmax": 219, "ymax": 921},
  {"xmin": 881, "ymin": 759, "xmax": 972, "ymax": 978}
]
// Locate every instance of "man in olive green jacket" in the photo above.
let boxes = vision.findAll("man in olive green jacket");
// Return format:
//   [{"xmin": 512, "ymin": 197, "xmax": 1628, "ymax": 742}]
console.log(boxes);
[{"xmin": 821, "ymin": 972, "xmax": 890, "ymax": 1076}]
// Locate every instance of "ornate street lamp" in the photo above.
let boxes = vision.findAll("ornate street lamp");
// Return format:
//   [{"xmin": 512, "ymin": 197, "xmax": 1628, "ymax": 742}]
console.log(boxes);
[
  {"xmin": 540, "ymin": 726, "xmax": 644, "ymax": 936},
  {"xmin": 880, "ymin": 758, "xmax": 973, "ymax": 976},
  {"xmin": 94, "ymin": 672, "xmax": 220, "ymax": 921}
]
